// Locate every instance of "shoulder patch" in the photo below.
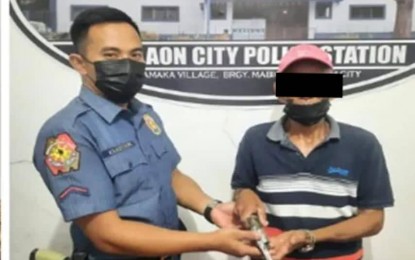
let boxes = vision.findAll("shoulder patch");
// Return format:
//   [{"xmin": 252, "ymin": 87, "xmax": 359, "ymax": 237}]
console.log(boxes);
[
  {"xmin": 143, "ymin": 114, "xmax": 162, "ymax": 135},
  {"xmin": 44, "ymin": 133, "xmax": 80, "ymax": 175}
]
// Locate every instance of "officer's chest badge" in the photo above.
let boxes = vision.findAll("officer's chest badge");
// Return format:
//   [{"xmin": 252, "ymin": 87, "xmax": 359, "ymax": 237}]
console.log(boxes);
[
  {"xmin": 143, "ymin": 114, "xmax": 162, "ymax": 135},
  {"xmin": 45, "ymin": 133, "xmax": 80, "ymax": 175}
]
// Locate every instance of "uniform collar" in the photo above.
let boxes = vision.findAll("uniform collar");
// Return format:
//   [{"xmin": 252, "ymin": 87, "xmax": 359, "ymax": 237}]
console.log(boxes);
[
  {"xmin": 79, "ymin": 86, "xmax": 142, "ymax": 123},
  {"xmin": 267, "ymin": 115, "xmax": 340, "ymax": 142}
]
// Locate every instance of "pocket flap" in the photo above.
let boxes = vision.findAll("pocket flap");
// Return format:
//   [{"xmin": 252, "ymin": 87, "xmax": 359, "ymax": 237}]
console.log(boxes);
[{"xmin": 103, "ymin": 148, "xmax": 147, "ymax": 178}]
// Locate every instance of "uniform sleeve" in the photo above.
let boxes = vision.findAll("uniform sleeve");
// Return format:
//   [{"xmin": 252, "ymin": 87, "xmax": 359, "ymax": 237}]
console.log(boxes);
[
  {"xmin": 231, "ymin": 131, "xmax": 258, "ymax": 190},
  {"xmin": 33, "ymin": 127, "xmax": 116, "ymax": 222},
  {"xmin": 357, "ymin": 135, "xmax": 394, "ymax": 209},
  {"xmin": 164, "ymin": 133, "xmax": 182, "ymax": 169},
  {"xmin": 150, "ymin": 111, "xmax": 181, "ymax": 169}
]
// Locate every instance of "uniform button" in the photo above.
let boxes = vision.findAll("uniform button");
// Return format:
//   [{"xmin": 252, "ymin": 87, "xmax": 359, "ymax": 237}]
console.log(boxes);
[{"xmin": 128, "ymin": 162, "xmax": 133, "ymax": 168}]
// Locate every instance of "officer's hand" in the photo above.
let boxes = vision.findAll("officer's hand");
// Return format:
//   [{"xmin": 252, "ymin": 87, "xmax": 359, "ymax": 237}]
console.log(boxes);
[
  {"xmin": 211, "ymin": 202, "xmax": 243, "ymax": 229},
  {"xmin": 234, "ymin": 189, "xmax": 269, "ymax": 227},
  {"xmin": 211, "ymin": 228, "xmax": 263, "ymax": 257}
]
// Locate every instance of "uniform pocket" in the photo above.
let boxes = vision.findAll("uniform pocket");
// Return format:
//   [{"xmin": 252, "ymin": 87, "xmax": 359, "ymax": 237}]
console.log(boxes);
[
  {"xmin": 102, "ymin": 147, "xmax": 157, "ymax": 207},
  {"xmin": 103, "ymin": 146, "xmax": 147, "ymax": 178}
]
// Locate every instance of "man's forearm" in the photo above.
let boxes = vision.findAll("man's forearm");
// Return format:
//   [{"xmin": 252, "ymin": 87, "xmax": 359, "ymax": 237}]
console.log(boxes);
[
  {"xmin": 172, "ymin": 169, "xmax": 212, "ymax": 214},
  {"xmin": 233, "ymin": 188, "xmax": 254, "ymax": 201},
  {"xmin": 313, "ymin": 209, "xmax": 384, "ymax": 243},
  {"xmin": 98, "ymin": 218, "xmax": 215, "ymax": 256}
]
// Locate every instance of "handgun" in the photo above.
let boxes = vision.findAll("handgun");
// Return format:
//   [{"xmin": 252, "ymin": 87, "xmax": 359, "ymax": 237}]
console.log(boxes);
[{"xmin": 247, "ymin": 214, "xmax": 273, "ymax": 260}]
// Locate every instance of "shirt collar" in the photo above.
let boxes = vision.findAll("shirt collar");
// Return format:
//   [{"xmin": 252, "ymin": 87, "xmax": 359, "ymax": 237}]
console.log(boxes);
[
  {"xmin": 79, "ymin": 86, "xmax": 142, "ymax": 123},
  {"xmin": 266, "ymin": 115, "xmax": 340, "ymax": 142}
]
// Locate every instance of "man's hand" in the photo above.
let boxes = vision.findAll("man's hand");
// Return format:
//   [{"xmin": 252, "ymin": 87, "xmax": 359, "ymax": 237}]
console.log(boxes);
[
  {"xmin": 269, "ymin": 230, "xmax": 308, "ymax": 260},
  {"xmin": 211, "ymin": 202, "xmax": 244, "ymax": 229},
  {"xmin": 210, "ymin": 228, "xmax": 263, "ymax": 258},
  {"xmin": 234, "ymin": 189, "xmax": 269, "ymax": 227}
]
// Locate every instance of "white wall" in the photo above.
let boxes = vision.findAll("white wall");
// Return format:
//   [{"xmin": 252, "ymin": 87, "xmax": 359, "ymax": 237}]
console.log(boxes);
[
  {"xmin": 209, "ymin": 1, "xmax": 233, "ymax": 35},
  {"xmin": 309, "ymin": 0, "xmax": 397, "ymax": 34},
  {"xmin": 10, "ymin": 17, "xmax": 415, "ymax": 260},
  {"xmin": 137, "ymin": 0, "xmax": 205, "ymax": 35},
  {"xmin": 232, "ymin": 19, "xmax": 266, "ymax": 40},
  {"xmin": 56, "ymin": 0, "xmax": 205, "ymax": 35}
]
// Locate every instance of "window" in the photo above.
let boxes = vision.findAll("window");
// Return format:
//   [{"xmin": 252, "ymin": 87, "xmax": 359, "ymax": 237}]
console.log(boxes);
[
  {"xmin": 315, "ymin": 2, "xmax": 332, "ymax": 19},
  {"xmin": 211, "ymin": 2, "xmax": 227, "ymax": 20},
  {"xmin": 350, "ymin": 5, "xmax": 385, "ymax": 20},
  {"xmin": 142, "ymin": 6, "xmax": 179, "ymax": 22},
  {"xmin": 71, "ymin": 5, "xmax": 107, "ymax": 21}
]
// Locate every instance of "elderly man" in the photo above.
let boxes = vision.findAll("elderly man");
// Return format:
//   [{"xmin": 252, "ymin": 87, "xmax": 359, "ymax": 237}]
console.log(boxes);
[{"xmin": 232, "ymin": 44, "xmax": 394, "ymax": 260}]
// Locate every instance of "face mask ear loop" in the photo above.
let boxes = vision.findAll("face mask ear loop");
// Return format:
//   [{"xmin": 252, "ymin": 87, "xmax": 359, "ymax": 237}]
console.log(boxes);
[{"xmin": 78, "ymin": 54, "xmax": 98, "ymax": 85}]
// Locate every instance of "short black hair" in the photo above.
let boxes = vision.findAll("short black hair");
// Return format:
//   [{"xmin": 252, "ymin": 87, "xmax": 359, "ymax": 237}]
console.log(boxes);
[{"xmin": 70, "ymin": 7, "xmax": 141, "ymax": 53}]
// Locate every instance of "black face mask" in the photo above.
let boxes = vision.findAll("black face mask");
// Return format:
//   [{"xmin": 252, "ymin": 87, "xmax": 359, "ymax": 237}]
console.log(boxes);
[
  {"xmin": 283, "ymin": 99, "xmax": 331, "ymax": 126},
  {"xmin": 87, "ymin": 58, "xmax": 146, "ymax": 104}
]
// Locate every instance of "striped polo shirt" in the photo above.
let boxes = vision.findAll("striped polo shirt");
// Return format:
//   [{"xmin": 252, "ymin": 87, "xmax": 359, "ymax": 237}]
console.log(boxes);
[{"xmin": 231, "ymin": 115, "xmax": 394, "ymax": 259}]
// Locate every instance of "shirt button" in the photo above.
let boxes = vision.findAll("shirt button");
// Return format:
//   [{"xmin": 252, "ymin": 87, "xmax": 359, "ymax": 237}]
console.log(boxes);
[{"xmin": 128, "ymin": 162, "xmax": 133, "ymax": 168}]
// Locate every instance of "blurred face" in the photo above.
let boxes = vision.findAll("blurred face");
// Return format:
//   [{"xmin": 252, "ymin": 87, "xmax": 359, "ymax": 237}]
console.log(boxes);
[
  {"xmin": 69, "ymin": 22, "xmax": 144, "ymax": 82},
  {"xmin": 275, "ymin": 59, "xmax": 333, "ymax": 105}
]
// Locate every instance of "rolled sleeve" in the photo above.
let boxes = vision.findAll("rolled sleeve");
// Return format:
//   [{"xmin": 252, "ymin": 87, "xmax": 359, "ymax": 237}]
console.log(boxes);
[{"xmin": 33, "ymin": 128, "xmax": 116, "ymax": 222}]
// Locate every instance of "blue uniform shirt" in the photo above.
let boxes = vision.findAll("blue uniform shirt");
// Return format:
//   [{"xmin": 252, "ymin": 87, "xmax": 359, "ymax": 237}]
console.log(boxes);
[
  {"xmin": 33, "ymin": 87, "xmax": 181, "ymax": 259},
  {"xmin": 231, "ymin": 115, "xmax": 394, "ymax": 259}
]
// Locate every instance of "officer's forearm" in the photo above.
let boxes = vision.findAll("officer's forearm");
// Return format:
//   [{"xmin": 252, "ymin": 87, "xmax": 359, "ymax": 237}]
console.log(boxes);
[
  {"xmin": 312, "ymin": 209, "xmax": 384, "ymax": 243},
  {"xmin": 104, "ymin": 221, "xmax": 217, "ymax": 256},
  {"xmin": 77, "ymin": 211, "xmax": 218, "ymax": 257},
  {"xmin": 172, "ymin": 169, "xmax": 212, "ymax": 215}
]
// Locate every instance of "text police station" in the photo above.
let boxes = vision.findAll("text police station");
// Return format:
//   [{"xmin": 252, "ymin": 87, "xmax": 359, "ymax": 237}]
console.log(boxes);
[{"xmin": 144, "ymin": 44, "xmax": 408, "ymax": 67}]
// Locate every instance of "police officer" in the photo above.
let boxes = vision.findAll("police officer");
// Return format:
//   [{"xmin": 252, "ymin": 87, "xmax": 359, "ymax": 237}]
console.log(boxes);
[
  {"xmin": 33, "ymin": 7, "xmax": 263, "ymax": 260},
  {"xmin": 232, "ymin": 44, "xmax": 394, "ymax": 260}
]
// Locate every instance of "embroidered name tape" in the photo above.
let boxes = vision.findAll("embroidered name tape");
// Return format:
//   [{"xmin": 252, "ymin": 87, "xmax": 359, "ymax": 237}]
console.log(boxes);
[{"xmin": 102, "ymin": 141, "xmax": 135, "ymax": 158}]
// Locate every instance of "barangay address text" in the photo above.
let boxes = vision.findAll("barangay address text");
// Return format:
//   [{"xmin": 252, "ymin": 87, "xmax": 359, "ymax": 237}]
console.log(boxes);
[{"xmin": 145, "ymin": 70, "xmax": 365, "ymax": 80}]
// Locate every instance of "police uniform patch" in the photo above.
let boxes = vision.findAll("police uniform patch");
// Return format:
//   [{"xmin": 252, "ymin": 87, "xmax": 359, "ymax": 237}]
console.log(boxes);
[
  {"xmin": 59, "ymin": 186, "xmax": 89, "ymax": 201},
  {"xmin": 143, "ymin": 114, "xmax": 162, "ymax": 135},
  {"xmin": 45, "ymin": 133, "xmax": 80, "ymax": 175}
]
